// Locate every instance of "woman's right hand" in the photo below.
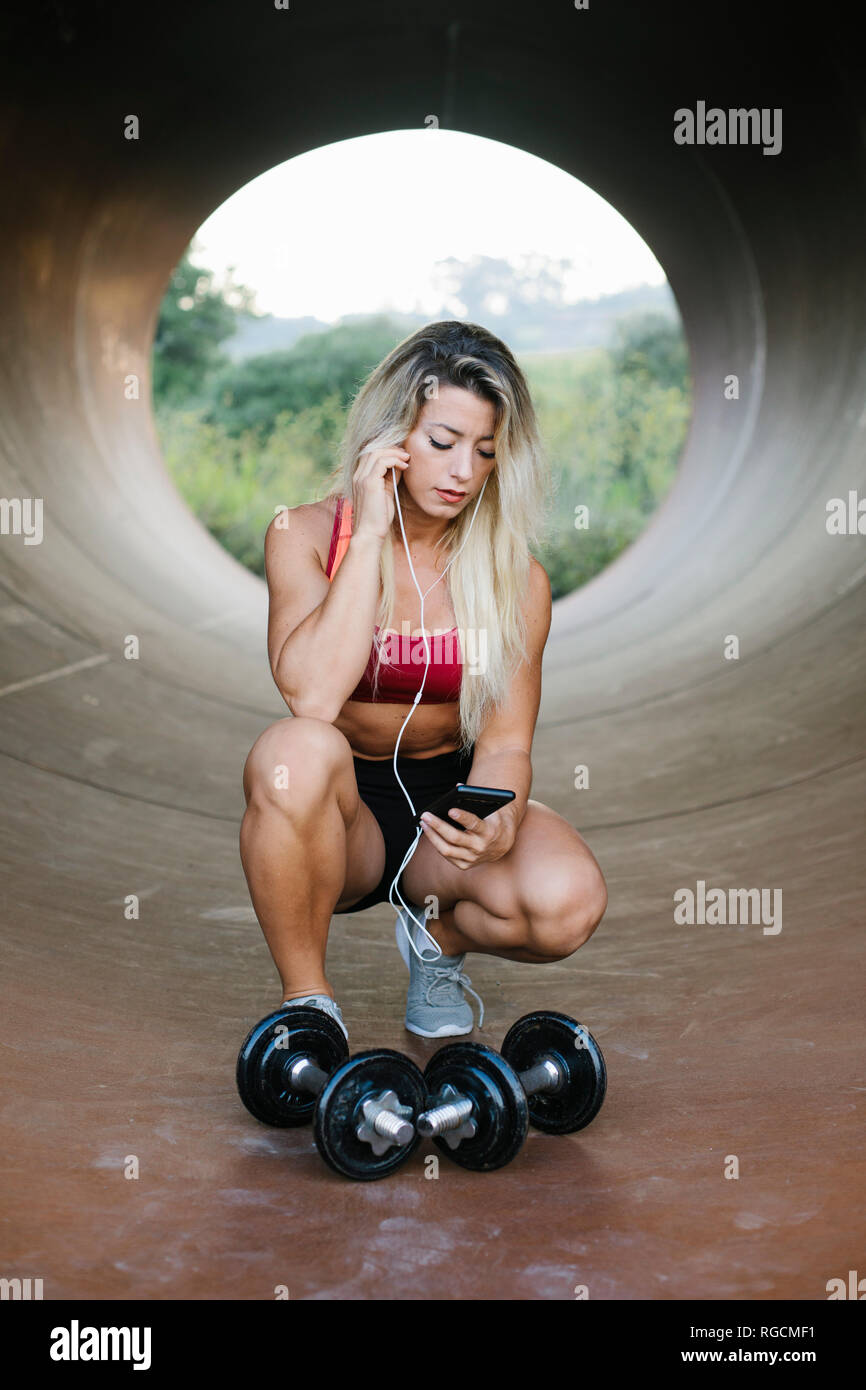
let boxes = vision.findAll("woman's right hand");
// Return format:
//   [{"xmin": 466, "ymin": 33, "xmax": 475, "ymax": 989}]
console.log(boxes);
[{"xmin": 352, "ymin": 446, "xmax": 411, "ymax": 541}]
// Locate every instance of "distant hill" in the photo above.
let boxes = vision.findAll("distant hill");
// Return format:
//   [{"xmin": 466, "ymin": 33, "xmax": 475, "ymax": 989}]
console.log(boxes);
[
  {"xmin": 508, "ymin": 282, "xmax": 679, "ymax": 351},
  {"xmin": 224, "ymin": 282, "xmax": 677, "ymax": 361},
  {"xmin": 222, "ymin": 313, "xmax": 331, "ymax": 361}
]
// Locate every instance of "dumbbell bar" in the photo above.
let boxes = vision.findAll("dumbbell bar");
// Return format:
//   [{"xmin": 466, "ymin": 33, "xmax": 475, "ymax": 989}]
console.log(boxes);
[
  {"xmin": 418, "ymin": 1010, "xmax": 606, "ymax": 1171},
  {"xmin": 236, "ymin": 1006, "xmax": 425, "ymax": 1180},
  {"xmin": 502, "ymin": 1010, "xmax": 607, "ymax": 1134}
]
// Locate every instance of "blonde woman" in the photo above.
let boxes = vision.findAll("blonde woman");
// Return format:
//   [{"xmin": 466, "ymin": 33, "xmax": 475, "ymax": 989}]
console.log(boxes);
[{"xmin": 240, "ymin": 321, "xmax": 608, "ymax": 1042}]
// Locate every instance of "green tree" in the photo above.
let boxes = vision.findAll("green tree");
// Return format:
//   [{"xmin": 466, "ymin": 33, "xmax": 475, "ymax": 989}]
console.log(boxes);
[
  {"xmin": 151, "ymin": 247, "xmax": 257, "ymax": 407},
  {"xmin": 609, "ymin": 311, "xmax": 690, "ymax": 390},
  {"xmin": 522, "ymin": 314, "xmax": 691, "ymax": 599},
  {"xmin": 204, "ymin": 315, "xmax": 409, "ymax": 438}
]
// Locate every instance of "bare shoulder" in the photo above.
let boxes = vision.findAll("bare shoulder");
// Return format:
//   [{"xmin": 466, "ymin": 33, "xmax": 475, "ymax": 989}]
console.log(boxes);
[
  {"xmin": 528, "ymin": 553, "xmax": 551, "ymax": 594},
  {"xmin": 264, "ymin": 497, "xmax": 339, "ymax": 577},
  {"xmin": 525, "ymin": 555, "xmax": 553, "ymax": 633},
  {"xmin": 262, "ymin": 497, "xmax": 341, "ymax": 679}
]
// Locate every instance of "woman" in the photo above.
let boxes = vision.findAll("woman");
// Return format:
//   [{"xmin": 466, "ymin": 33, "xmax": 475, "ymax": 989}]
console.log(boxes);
[{"xmin": 240, "ymin": 320, "xmax": 607, "ymax": 1042}]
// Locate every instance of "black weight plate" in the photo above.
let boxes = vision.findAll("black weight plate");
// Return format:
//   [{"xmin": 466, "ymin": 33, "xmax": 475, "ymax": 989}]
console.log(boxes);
[
  {"xmin": 501, "ymin": 1010, "xmax": 606, "ymax": 1134},
  {"xmin": 314, "ymin": 1050, "xmax": 425, "ymax": 1181},
  {"xmin": 423, "ymin": 1043, "xmax": 529, "ymax": 1171},
  {"xmin": 236, "ymin": 1007, "xmax": 348, "ymax": 1127}
]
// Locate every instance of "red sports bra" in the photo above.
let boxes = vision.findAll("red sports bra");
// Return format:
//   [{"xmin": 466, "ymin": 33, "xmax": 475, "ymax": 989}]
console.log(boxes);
[{"xmin": 325, "ymin": 496, "xmax": 462, "ymax": 704}]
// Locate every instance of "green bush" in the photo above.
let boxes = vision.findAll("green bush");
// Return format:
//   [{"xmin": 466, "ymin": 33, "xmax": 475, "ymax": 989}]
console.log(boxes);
[
  {"xmin": 204, "ymin": 317, "xmax": 412, "ymax": 438},
  {"xmin": 521, "ymin": 330, "xmax": 691, "ymax": 597},
  {"xmin": 155, "ymin": 400, "xmax": 342, "ymax": 575}
]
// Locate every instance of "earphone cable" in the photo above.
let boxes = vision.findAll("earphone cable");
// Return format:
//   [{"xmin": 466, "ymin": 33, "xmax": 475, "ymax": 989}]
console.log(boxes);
[{"xmin": 386, "ymin": 470, "xmax": 489, "ymax": 958}]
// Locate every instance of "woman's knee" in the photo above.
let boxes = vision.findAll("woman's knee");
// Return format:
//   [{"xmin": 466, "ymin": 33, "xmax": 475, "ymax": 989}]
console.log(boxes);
[
  {"xmin": 521, "ymin": 860, "xmax": 608, "ymax": 960},
  {"xmin": 242, "ymin": 716, "xmax": 353, "ymax": 809}
]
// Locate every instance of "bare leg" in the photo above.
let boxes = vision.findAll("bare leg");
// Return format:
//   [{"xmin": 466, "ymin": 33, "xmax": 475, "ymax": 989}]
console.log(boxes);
[
  {"xmin": 426, "ymin": 904, "xmax": 569, "ymax": 964},
  {"xmin": 239, "ymin": 717, "xmax": 385, "ymax": 1003},
  {"xmin": 401, "ymin": 801, "xmax": 608, "ymax": 964}
]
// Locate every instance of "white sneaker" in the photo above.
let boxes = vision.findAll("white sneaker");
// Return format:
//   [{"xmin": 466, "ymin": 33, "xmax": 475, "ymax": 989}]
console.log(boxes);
[
  {"xmin": 395, "ymin": 903, "xmax": 484, "ymax": 1039},
  {"xmin": 279, "ymin": 993, "xmax": 348, "ymax": 1043}
]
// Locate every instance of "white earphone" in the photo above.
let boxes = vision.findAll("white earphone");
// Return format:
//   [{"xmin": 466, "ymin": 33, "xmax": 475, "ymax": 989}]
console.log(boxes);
[{"xmin": 386, "ymin": 467, "xmax": 490, "ymax": 960}]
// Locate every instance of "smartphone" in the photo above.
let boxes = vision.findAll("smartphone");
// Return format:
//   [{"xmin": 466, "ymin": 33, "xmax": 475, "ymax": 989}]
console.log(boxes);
[{"xmin": 415, "ymin": 783, "xmax": 515, "ymax": 832}]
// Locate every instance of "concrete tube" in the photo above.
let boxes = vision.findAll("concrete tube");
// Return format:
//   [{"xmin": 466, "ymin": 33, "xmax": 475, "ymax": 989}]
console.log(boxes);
[{"xmin": 0, "ymin": 0, "xmax": 862, "ymax": 1298}]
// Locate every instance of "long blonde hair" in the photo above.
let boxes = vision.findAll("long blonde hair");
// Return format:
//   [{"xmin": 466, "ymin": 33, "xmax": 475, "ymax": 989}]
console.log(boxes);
[{"xmin": 318, "ymin": 321, "xmax": 552, "ymax": 753}]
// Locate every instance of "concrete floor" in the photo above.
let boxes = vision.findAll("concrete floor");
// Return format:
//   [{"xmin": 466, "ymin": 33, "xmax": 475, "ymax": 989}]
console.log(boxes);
[{"xmin": 1, "ymin": 0, "xmax": 863, "ymax": 1299}]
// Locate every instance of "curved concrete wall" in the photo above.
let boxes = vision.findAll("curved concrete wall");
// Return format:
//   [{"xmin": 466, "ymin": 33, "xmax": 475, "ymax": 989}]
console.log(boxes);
[{"xmin": 1, "ymin": 1, "xmax": 862, "ymax": 1299}]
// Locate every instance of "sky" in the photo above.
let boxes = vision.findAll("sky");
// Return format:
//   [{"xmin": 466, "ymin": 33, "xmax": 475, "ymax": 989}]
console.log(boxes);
[{"xmin": 192, "ymin": 128, "xmax": 667, "ymax": 322}]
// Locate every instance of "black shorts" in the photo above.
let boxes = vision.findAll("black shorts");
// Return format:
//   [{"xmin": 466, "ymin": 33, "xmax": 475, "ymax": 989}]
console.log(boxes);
[{"xmin": 335, "ymin": 744, "xmax": 475, "ymax": 913}]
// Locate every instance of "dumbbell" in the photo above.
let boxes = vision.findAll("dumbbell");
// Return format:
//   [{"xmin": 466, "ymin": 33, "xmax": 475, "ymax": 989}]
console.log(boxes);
[
  {"xmin": 417, "ymin": 1010, "xmax": 606, "ymax": 1170},
  {"xmin": 236, "ymin": 1006, "xmax": 426, "ymax": 1180}
]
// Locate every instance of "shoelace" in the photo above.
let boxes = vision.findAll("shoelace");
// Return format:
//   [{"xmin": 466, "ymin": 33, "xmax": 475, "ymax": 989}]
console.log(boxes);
[{"xmin": 422, "ymin": 960, "xmax": 485, "ymax": 1029}]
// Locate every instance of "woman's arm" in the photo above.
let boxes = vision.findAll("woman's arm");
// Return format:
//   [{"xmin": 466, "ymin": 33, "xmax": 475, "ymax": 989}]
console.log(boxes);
[
  {"xmin": 266, "ymin": 510, "xmax": 383, "ymax": 719},
  {"xmin": 419, "ymin": 557, "xmax": 553, "ymax": 866}
]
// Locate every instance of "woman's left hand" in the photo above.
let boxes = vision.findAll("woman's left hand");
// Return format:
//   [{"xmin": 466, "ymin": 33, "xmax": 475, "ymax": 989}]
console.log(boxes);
[{"xmin": 419, "ymin": 804, "xmax": 518, "ymax": 870}]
